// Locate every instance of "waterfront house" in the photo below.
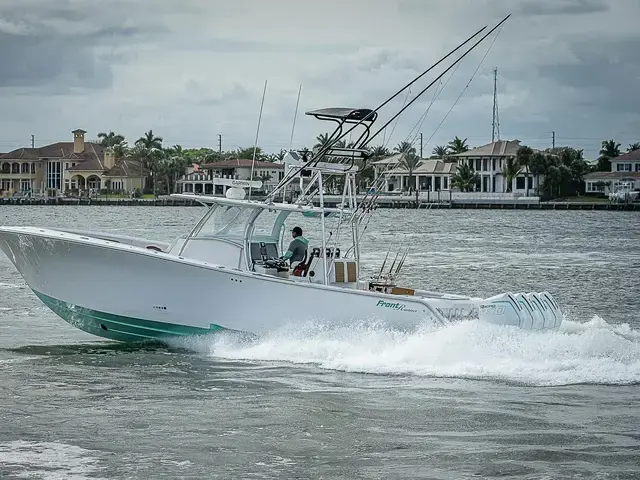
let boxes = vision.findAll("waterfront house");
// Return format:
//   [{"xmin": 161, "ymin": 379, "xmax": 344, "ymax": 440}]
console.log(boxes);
[
  {"xmin": 0, "ymin": 129, "xmax": 146, "ymax": 197},
  {"xmin": 373, "ymin": 154, "xmax": 456, "ymax": 192},
  {"xmin": 584, "ymin": 149, "xmax": 640, "ymax": 195},
  {"xmin": 372, "ymin": 140, "xmax": 542, "ymax": 194},
  {"xmin": 447, "ymin": 139, "xmax": 542, "ymax": 193},
  {"xmin": 177, "ymin": 159, "xmax": 284, "ymax": 195}
]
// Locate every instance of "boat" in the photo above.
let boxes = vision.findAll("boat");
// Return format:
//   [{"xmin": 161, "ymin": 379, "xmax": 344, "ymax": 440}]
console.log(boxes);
[
  {"xmin": 608, "ymin": 182, "xmax": 639, "ymax": 203},
  {"xmin": 0, "ymin": 15, "xmax": 564, "ymax": 343}
]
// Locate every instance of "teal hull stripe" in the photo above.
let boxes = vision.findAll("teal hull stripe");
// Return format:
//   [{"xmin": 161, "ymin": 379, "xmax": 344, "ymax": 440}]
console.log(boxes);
[{"xmin": 32, "ymin": 290, "xmax": 224, "ymax": 343}]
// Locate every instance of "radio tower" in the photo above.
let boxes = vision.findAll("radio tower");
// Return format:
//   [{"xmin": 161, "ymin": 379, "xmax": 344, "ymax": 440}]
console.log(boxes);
[{"xmin": 491, "ymin": 67, "xmax": 501, "ymax": 143}]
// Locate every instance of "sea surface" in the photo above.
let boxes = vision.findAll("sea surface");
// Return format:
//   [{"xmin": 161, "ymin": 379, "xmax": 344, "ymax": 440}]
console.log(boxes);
[{"xmin": 0, "ymin": 205, "xmax": 639, "ymax": 479}]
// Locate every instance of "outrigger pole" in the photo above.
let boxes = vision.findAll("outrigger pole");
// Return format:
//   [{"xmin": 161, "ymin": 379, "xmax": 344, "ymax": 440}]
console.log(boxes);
[
  {"xmin": 361, "ymin": 14, "xmax": 511, "ymax": 149},
  {"xmin": 266, "ymin": 21, "xmax": 491, "ymax": 198},
  {"xmin": 352, "ymin": 14, "xmax": 511, "ymax": 217}
]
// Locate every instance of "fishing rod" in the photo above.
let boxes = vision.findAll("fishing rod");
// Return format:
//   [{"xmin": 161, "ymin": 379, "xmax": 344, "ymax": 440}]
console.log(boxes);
[
  {"xmin": 361, "ymin": 13, "xmax": 511, "ymax": 149},
  {"xmin": 350, "ymin": 14, "xmax": 511, "ymax": 217},
  {"xmin": 265, "ymin": 23, "xmax": 489, "ymax": 199}
]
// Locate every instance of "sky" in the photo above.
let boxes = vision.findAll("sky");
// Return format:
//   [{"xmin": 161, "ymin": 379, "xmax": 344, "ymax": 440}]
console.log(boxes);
[{"xmin": 0, "ymin": 0, "xmax": 638, "ymax": 159}]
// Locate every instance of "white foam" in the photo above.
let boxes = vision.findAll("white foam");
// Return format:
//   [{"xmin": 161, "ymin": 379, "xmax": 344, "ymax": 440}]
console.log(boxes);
[
  {"xmin": 0, "ymin": 440, "xmax": 106, "ymax": 480},
  {"xmin": 172, "ymin": 316, "xmax": 640, "ymax": 386}
]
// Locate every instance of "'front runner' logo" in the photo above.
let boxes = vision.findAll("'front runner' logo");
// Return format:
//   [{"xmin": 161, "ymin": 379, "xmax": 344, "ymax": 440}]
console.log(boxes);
[{"xmin": 376, "ymin": 299, "xmax": 406, "ymax": 311}]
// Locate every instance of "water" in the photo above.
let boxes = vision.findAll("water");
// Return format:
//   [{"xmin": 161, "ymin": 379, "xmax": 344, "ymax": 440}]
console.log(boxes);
[{"xmin": 0, "ymin": 206, "xmax": 639, "ymax": 479}]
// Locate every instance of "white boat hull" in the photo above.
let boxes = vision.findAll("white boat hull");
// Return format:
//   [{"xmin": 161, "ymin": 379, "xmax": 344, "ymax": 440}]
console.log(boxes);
[{"xmin": 0, "ymin": 226, "xmax": 563, "ymax": 343}]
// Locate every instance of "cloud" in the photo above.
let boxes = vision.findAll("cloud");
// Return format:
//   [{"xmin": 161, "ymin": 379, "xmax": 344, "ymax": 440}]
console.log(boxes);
[
  {"xmin": 518, "ymin": 0, "xmax": 609, "ymax": 16},
  {"xmin": 0, "ymin": 0, "xmax": 638, "ymax": 158}
]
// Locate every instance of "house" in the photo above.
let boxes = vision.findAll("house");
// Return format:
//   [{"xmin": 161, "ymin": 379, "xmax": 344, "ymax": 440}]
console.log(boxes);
[
  {"xmin": 447, "ymin": 139, "xmax": 542, "ymax": 193},
  {"xmin": 0, "ymin": 129, "xmax": 146, "ymax": 197},
  {"xmin": 373, "ymin": 154, "xmax": 456, "ymax": 192},
  {"xmin": 584, "ymin": 149, "xmax": 640, "ymax": 194},
  {"xmin": 372, "ymin": 140, "xmax": 542, "ymax": 194},
  {"xmin": 177, "ymin": 159, "xmax": 284, "ymax": 195}
]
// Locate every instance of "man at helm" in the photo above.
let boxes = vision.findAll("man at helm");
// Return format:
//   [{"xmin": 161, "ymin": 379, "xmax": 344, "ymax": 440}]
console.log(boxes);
[{"xmin": 282, "ymin": 226, "xmax": 309, "ymax": 266}]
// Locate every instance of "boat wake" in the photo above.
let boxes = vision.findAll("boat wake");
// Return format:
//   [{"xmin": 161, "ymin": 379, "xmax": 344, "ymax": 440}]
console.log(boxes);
[{"xmin": 170, "ymin": 316, "xmax": 640, "ymax": 387}]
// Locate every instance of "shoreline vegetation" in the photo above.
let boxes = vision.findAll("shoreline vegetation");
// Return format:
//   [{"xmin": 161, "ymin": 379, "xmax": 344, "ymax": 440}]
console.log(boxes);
[{"xmin": 56, "ymin": 131, "xmax": 640, "ymax": 200}]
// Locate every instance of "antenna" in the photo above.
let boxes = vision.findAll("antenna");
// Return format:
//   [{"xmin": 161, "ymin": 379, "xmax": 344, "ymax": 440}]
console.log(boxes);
[
  {"xmin": 492, "ymin": 67, "xmax": 500, "ymax": 143},
  {"xmin": 248, "ymin": 80, "xmax": 268, "ymax": 200},
  {"xmin": 289, "ymin": 84, "xmax": 302, "ymax": 151}
]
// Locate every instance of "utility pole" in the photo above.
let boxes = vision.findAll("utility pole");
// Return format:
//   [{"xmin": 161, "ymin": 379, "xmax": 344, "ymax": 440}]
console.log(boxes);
[
  {"xmin": 419, "ymin": 132, "xmax": 423, "ymax": 157},
  {"xmin": 31, "ymin": 134, "xmax": 34, "ymax": 148},
  {"xmin": 552, "ymin": 131, "xmax": 555, "ymax": 149},
  {"xmin": 218, "ymin": 134, "xmax": 222, "ymax": 153},
  {"xmin": 491, "ymin": 67, "xmax": 500, "ymax": 143}
]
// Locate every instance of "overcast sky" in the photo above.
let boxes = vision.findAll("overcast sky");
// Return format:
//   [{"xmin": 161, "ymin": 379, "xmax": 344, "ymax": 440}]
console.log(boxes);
[{"xmin": 1, "ymin": 0, "xmax": 638, "ymax": 159}]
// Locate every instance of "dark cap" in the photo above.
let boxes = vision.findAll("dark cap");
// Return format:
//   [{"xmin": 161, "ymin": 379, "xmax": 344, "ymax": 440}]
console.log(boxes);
[{"xmin": 292, "ymin": 226, "xmax": 303, "ymax": 236}]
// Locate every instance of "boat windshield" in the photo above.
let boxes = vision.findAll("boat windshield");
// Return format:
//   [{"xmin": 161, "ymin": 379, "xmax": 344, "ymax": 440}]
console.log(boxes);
[{"xmin": 194, "ymin": 205, "xmax": 253, "ymax": 240}]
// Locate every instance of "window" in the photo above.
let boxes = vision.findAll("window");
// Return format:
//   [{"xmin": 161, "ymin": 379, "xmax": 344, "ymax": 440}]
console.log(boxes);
[
  {"xmin": 482, "ymin": 159, "xmax": 488, "ymax": 171},
  {"xmin": 616, "ymin": 163, "xmax": 631, "ymax": 172},
  {"xmin": 46, "ymin": 161, "xmax": 61, "ymax": 189},
  {"xmin": 635, "ymin": 163, "xmax": 640, "ymax": 172},
  {"xmin": 492, "ymin": 159, "xmax": 496, "ymax": 171},
  {"xmin": 516, "ymin": 177, "xmax": 526, "ymax": 190},
  {"xmin": 527, "ymin": 177, "xmax": 533, "ymax": 189},
  {"xmin": 475, "ymin": 159, "xmax": 481, "ymax": 170}
]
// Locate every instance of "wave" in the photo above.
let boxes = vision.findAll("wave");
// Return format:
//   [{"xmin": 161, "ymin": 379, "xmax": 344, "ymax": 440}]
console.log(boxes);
[{"xmin": 169, "ymin": 316, "xmax": 640, "ymax": 387}]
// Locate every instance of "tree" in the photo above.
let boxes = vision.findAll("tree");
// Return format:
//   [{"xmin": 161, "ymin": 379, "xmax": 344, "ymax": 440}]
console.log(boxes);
[
  {"xmin": 97, "ymin": 131, "xmax": 126, "ymax": 148},
  {"xmin": 501, "ymin": 157, "xmax": 521, "ymax": 193},
  {"xmin": 536, "ymin": 147, "xmax": 589, "ymax": 199},
  {"xmin": 136, "ymin": 130, "xmax": 163, "ymax": 151},
  {"xmin": 627, "ymin": 143, "xmax": 640, "ymax": 152},
  {"xmin": 432, "ymin": 145, "xmax": 449, "ymax": 158},
  {"xmin": 516, "ymin": 145, "xmax": 534, "ymax": 195},
  {"xmin": 451, "ymin": 163, "xmax": 479, "ymax": 192},
  {"xmin": 597, "ymin": 139, "xmax": 621, "ymax": 172},
  {"xmin": 236, "ymin": 146, "xmax": 267, "ymax": 161},
  {"xmin": 370, "ymin": 145, "xmax": 390, "ymax": 158},
  {"xmin": 529, "ymin": 152, "xmax": 547, "ymax": 194},
  {"xmin": 447, "ymin": 136, "xmax": 469, "ymax": 154},
  {"xmin": 399, "ymin": 153, "xmax": 421, "ymax": 193},
  {"xmin": 394, "ymin": 141, "xmax": 416, "ymax": 156},
  {"xmin": 314, "ymin": 133, "xmax": 332, "ymax": 150}
]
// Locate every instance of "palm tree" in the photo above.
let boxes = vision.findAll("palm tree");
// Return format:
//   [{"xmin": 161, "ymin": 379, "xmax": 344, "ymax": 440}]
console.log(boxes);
[
  {"xmin": 370, "ymin": 145, "xmax": 390, "ymax": 158},
  {"xmin": 432, "ymin": 145, "xmax": 449, "ymax": 158},
  {"xmin": 134, "ymin": 130, "xmax": 163, "ymax": 195},
  {"xmin": 447, "ymin": 136, "xmax": 469, "ymax": 154},
  {"xmin": 112, "ymin": 142, "xmax": 128, "ymax": 160},
  {"xmin": 502, "ymin": 157, "xmax": 521, "ymax": 193},
  {"xmin": 136, "ymin": 130, "xmax": 163, "ymax": 150},
  {"xmin": 516, "ymin": 145, "xmax": 534, "ymax": 195},
  {"xmin": 314, "ymin": 133, "xmax": 332, "ymax": 150},
  {"xmin": 627, "ymin": 143, "xmax": 640, "ymax": 152},
  {"xmin": 399, "ymin": 153, "xmax": 421, "ymax": 193},
  {"xmin": 394, "ymin": 141, "xmax": 416, "ymax": 156},
  {"xmin": 529, "ymin": 152, "xmax": 548, "ymax": 194},
  {"xmin": 450, "ymin": 163, "xmax": 479, "ymax": 192},
  {"xmin": 97, "ymin": 131, "xmax": 126, "ymax": 147},
  {"xmin": 597, "ymin": 139, "xmax": 620, "ymax": 171}
]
